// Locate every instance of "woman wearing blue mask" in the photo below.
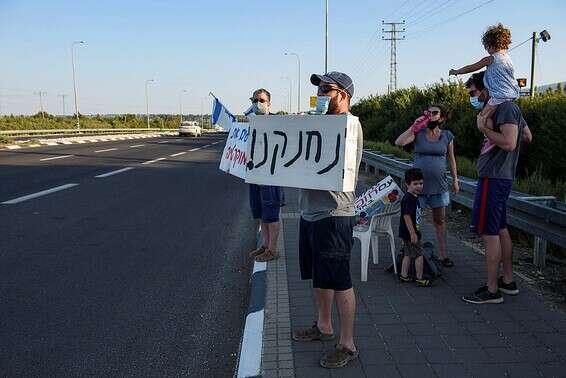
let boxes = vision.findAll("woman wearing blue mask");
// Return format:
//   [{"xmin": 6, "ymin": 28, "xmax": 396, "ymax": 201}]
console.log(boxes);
[{"xmin": 395, "ymin": 104, "xmax": 459, "ymax": 268}]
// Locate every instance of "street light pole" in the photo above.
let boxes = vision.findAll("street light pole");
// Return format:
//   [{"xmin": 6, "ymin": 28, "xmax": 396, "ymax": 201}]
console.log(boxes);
[
  {"xmin": 285, "ymin": 52, "xmax": 301, "ymax": 113},
  {"xmin": 281, "ymin": 76, "xmax": 292, "ymax": 114},
  {"xmin": 71, "ymin": 41, "xmax": 85, "ymax": 129},
  {"xmin": 325, "ymin": 0, "xmax": 329, "ymax": 73},
  {"xmin": 179, "ymin": 89, "xmax": 187, "ymax": 124},
  {"xmin": 145, "ymin": 79, "xmax": 154, "ymax": 129}
]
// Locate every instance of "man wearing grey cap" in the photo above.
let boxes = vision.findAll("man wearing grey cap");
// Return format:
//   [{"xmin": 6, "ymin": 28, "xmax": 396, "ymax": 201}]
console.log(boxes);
[{"xmin": 292, "ymin": 71, "xmax": 363, "ymax": 369}]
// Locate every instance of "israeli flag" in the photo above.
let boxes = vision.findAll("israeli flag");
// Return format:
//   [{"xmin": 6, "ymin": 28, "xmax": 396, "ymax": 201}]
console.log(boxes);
[
  {"xmin": 211, "ymin": 98, "xmax": 237, "ymax": 131},
  {"xmin": 243, "ymin": 104, "xmax": 255, "ymax": 117}
]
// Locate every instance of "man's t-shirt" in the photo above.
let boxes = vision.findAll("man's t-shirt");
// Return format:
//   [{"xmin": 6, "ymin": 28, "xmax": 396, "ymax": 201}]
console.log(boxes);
[
  {"xmin": 398, "ymin": 192, "xmax": 422, "ymax": 241},
  {"xmin": 477, "ymin": 101, "xmax": 525, "ymax": 180},
  {"xmin": 299, "ymin": 115, "xmax": 364, "ymax": 222}
]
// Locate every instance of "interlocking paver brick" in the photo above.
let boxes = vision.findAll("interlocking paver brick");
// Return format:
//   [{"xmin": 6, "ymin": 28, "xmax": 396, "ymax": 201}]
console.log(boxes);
[{"xmin": 261, "ymin": 187, "xmax": 566, "ymax": 378}]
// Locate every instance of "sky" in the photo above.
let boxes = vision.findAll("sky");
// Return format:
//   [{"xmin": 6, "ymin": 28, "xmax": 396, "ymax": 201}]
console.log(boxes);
[{"xmin": 0, "ymin": 0, "xmax": 564, "ymax": 116}]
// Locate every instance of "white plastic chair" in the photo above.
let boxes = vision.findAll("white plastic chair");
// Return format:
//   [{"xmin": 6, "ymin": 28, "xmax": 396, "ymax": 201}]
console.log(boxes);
[{"xmin": 353, "ymin": 203, "xmax": 401, "ymax": 281}]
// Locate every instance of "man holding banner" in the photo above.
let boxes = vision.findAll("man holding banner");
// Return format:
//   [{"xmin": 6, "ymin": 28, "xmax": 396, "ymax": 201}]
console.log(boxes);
[
  {"xmin": 246, "ymin": 89, "xmax": 282, "ymax": 262},
  {"xmin": 292, "ymin": 72, "xmax": 363, "ymax": 369}
]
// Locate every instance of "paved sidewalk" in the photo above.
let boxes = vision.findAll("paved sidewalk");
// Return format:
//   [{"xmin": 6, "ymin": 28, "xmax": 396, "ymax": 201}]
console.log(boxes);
[{"xmin": 261, "ymin": 188, "xmax": 566, "ymax": 378}]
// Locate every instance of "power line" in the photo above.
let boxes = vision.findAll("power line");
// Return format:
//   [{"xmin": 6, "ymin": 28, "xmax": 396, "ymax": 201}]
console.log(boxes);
[
  {"xmin": 384, "ymin": 0, "xmax": 411, "ymax": 20},
  {"xmin": 406, "ymin": 0, "xmax": 497, "ymax": 39},
  {"xmin": 382, "ymin": 20, "xmax": 406, "ymax": 93},
  {"xmin": 406, "ymin": 0, "xmax": 456, "ymax": 27},
  {"xmin": 509, "ymin": 36, "xmax": 533, "ymax": 52},
  {"xmin": 402, "ymin": 0, "xmax": 433, "ymax": 21}
]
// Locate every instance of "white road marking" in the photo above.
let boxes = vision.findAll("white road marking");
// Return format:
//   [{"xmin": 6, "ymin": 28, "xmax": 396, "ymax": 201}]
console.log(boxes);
[
  {"xmin": 189, "ymin": 147, "xmax": 201, "ymax": 151},
  {"xmin": 174, "ymin": 139, "xmax": 183, "ymax": 141},
  {"xmin": 95, "ymin": 167, "xmax": 135, "ymax": 178},
  {"xmin": 1, "ymin": 183, "xmax": 79, "ymax": 205},
  {"xmin": 201, "ymin": 144, "xmax": 211, "ymax": 149},
  {"xmin": 141, "ymin": 157, "xmax": 166, "ymax": 165},
  {"xmin": 40, "ymin": 155, "xmax": 74, "ymax": 161},
  {"xmin": 95, "ymin": 148, "xmax": 117, "ymax": 153},
  {"xmin": 170, "ymin": 152, "xmax": 186, "ymax": 157},
  {"xmin": 129, "ymin": 144, "xmax": 145, "ymax": 148},
  {"xmin": 6, "ymin": 145, "xmax": 22, "ymax": 149},
  {"xmin": 157, "ymin": 140, "xmax": 169, "ymax": 144}
]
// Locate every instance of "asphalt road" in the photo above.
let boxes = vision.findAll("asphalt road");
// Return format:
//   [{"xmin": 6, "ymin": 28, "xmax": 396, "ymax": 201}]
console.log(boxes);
[{"xmin": 0, "ymin": 134, "xmax": 255, "ymax": 376}]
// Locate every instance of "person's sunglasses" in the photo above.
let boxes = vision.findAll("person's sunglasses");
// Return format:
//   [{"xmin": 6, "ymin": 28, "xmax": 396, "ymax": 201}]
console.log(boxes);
[
  {"xmin": 429, "ymin": 110, "xmax": 440, "ymax": 115},
  {"xmin": 318, "ymin": 85, "xmax": 342, "ymax": 94},
  {"xmin": 251, "ymin": 98, "xmax": 267, "ymax": 103}
]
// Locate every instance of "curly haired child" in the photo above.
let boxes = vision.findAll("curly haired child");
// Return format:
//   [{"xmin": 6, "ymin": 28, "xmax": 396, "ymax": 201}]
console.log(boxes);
[{"xmin": 449, "ymin": 23, "xmax": 520, "ymax": 153}]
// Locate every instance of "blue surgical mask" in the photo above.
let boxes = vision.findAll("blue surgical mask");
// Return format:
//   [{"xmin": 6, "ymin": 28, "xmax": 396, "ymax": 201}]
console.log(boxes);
[
  {"xmin": 315, "ymin": 95, "xmax": 331, "ymax": 114},
  {"xmin": 469, "ymin": 96, "xmax": 484, "ymax": 110}
]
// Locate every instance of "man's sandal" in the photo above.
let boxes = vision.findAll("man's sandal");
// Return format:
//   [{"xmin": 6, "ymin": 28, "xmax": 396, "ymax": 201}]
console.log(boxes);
[
  {"xmin": 255, "ymin": 249, "xmax": 278, "ymax": 262},
  {"xmin": 292, "ymin": 322, "xmax": 335, "ymax": 342},
  {"xmin": 320, "ymin": 344, "xmax": 359, "ymax": 369}
]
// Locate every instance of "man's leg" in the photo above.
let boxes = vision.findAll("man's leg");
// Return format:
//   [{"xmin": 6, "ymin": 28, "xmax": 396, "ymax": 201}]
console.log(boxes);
[
  {"xmin": 401, "ymin": 256, "xmax": 411, "ymax": 277},
  {"xmin": 415, "ymin": 256, "xmax": 424, "ymax": 280},
  {"xmin": 315, "ymin": 288, "xmax": 334, "ymax": 335},
  {"xmin": 499, "ymin": 228, "xmax": 513, "ymax": 283},
  {"xmin": 260, "ymin": 221, "xmax": 270, "ymax": 248},
  {"xmin": 267, "ymin": 220, "xmax": 280, "ymax": 252},
  {"xmin": 483, "ymin": 234, "xmax": 501, "ymax": 293},
  {"xmin": 335, "ymin": 288, "xmax": 356, "ymax": 351}
]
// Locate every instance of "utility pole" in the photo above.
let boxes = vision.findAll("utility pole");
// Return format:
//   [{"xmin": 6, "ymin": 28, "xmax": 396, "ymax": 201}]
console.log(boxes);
[
  {"xmin": 382, "ymin": 20, "xmax": 405, "ymax": 93},
  {"xmin": 59, "ymin": 94, "xmax": 68, "ymax": 116},
  {"xmin": 35, "ymin": 91, "xmax": 47, "ymax": 119},
  {"xmin": 71, "ymin": 41, "xmax": 85, "ymax": 129},
  {"xmin": 530, "ymin": 31, "xmax": 538, "ymax": 97}
]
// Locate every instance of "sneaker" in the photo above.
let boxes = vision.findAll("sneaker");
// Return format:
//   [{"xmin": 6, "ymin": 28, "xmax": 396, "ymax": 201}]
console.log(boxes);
[
  {"xmin": 415, "ymin": 278, "xmax": 433, "ymax": 287},
  {"xmin": 462, "ymin": 285, "xmax": 503, "ymax": 304},
  {"xmin": 441, "ymin": 258, "xmax": 454, "ymax": 267},
  {"xmin": 248, "ymin": 245, "xmax": 266, "ymax": 258},
  {"xmin": 399, "ymin": 275, "xmax": 412, "ymax": 283},
  {"xmin": 498, "ymin": 277, "xmax": 519, "ymax": 295}
]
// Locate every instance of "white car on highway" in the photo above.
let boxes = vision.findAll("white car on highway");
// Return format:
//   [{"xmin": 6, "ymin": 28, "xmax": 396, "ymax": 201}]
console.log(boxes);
[{"xmin": 179, "ymin": 121, "xmax": 202, "ymax": 137}]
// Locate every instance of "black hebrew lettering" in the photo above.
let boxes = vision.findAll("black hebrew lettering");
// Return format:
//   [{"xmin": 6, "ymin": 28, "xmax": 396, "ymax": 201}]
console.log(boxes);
[
  {"xmin": 317, "ymin": 134, "xmax": 341, "ymax": 175},
  {"xmin": 270, "ymin": 144, "xmax": 279, "ymax": 175},
  {"xmin": 254, "ymin": 132, "xmax": 269, "ymax": 169},
  {"xmin": 274, "ymin": 131, "xmax": 287, "ymax": 158},
  {"xmin": 284, "ymin": 131, "xmax": 303, "ymax": 167},
  {"xmin": 305, "ymin": 131, "xmax": 322, "ymax": 163}
]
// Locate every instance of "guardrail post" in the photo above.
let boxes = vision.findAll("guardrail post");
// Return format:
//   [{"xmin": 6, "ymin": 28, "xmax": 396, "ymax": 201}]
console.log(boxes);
[{"xmin": 533, "ymin": 236, "xmax": 547, "ymax": 269}]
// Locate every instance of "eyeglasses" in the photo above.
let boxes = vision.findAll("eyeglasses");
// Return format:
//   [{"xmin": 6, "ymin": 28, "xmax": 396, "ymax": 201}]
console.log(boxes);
[
  {"xmin": 429, "ymin": 110, "xmax": 440, "ymax": 115},
  {"xmin": 318, "ymin": 85, "xmax": 342, "ymax": 94},
  {"xmin": 251, "ymin": 98, "xmax": 268, "ymax": 103}
]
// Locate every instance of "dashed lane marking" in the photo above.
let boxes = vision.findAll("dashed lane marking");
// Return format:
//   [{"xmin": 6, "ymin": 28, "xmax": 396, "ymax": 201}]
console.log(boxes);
[
  {"xmin": 1, "ymin": 183, "xmax": 79, "ymax": 205},
  {"xmin": 95, "ymin": 148, "xmax": 118, "ymax": 153},
  {"xmin": 39, "ymin": 155, "xmax": 74, "ymax": 161},
  {"xmin": 95, "ymin": 167, "xmax": 135, "ymax": 178},
  {"xmin": 141, "ymin": 157, "xmax": 167, "ymax": 165}
]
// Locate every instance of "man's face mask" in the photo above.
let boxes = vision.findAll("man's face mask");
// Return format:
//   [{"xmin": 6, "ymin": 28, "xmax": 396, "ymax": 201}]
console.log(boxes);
[
  {"xmin": 469, "ymin": 96, "xmax": 484, "ymax": 110},
  {"xmin": 315, "ymin": 95, "xmax": 332, "ymax": 114}
]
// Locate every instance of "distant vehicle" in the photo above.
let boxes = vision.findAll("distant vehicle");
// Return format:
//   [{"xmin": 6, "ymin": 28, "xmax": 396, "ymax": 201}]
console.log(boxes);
[{"xmin": 179, "ymin": 121, "xmax": 202, "ymax": 137}]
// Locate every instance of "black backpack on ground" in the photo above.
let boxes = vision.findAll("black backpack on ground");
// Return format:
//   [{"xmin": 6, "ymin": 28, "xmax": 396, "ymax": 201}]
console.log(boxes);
[{"xmin": 386, "ymin": 241, "xmax": 443, "ymax": 280}]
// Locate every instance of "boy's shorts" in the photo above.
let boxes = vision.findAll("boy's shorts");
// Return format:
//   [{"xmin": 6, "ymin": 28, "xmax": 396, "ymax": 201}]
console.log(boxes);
[
  {"xmin": 402, "ymin": 240, "xmax": 423, "ymax": 258},
  {"xmin": 249, "ymin": 184, "xmax": 281, "ymax": 223},
  {"xmin": 299, "ymin": 216, "xmax": 355, "ymax": 291},
  {"xmin": 470, "ymin": 177, "xmax": 512, "ymax": 236}
]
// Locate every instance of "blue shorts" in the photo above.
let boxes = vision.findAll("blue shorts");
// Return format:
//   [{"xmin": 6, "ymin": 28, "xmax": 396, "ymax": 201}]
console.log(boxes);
[
  {"xmin": 470, "ymin": 178, "xmax": 512, "ymax": 236},
  {"xmin": 249, "ymin": 184, "xmax": 281, "ymax": 223},
  {"xmin": 418, "ymin": 191, "xmax": 450, "ymax": 209},
  {"xmin": 299, "ymin": 216, "xmax": 355, "ymax": 291}
]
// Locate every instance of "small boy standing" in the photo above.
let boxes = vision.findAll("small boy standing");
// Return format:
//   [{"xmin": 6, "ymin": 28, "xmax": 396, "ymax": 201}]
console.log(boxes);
[{"xmin": 398, "ymin": 168, "xmax": 431, "ymax": 287}]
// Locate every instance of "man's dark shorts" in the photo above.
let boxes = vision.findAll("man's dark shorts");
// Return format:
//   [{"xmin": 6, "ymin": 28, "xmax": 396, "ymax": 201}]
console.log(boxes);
[
  {"xmin": 470, "ymin": 177, "xmax": 513, "ymax": 236},
  {"xmin": 249, "ymin": 184, "xmax": 281, "ymax": 223},
  {"xmin": 299, "ymin": 216, "xmax": 355, "ymax": 291}
]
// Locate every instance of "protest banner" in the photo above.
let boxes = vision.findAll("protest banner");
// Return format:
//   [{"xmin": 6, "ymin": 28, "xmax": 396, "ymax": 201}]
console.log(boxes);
[
  {"xmin": 219, "ymin": 122, "xmax": 250, "ymax": 179},
  {"xmin": 245, "ymin": 114, "xmax": 360, "ymax": 191},
  {"xmin": 355, "ymin": 175, "xmax": 402, "ymax": 221}
]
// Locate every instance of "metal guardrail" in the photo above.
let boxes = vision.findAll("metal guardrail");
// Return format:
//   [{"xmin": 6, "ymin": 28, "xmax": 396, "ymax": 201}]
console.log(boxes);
[
  {"xmin": 0, "ymin": 128, "xmax": 178, "ymax": 138},
  {"xmin": 362, "ymin": 150, "xmax": 566, "ymax": 268}
]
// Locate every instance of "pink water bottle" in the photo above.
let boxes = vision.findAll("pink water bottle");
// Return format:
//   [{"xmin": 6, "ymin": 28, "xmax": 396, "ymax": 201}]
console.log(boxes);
[{"xmin": 411, "ymin": 110, "xmax": 431, "ymax": 133}]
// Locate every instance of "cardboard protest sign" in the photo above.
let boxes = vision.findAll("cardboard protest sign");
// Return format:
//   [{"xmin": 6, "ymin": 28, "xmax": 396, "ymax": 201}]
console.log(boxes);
[
  {"xmin": 245, "ymin": 114, "xmax": 360, "ymax": 191},
  {"xmin": 355, "ymin": 175, "xmax": 402, "ymax": 220},
  {"xmin": 219, "ymin": 122, "xmax": 249, "ymax": 179}
]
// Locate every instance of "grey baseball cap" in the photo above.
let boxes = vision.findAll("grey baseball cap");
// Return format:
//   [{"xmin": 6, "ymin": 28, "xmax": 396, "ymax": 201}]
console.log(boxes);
[{"xmin": 310, "ymin": 71, "xmax": 354, "ymax": 98}]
